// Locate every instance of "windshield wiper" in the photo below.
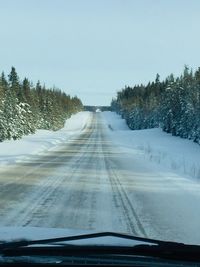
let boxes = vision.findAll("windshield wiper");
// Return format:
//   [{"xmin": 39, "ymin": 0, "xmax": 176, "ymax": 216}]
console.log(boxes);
[
  {"xmin": 0, "ymin": 231, "xmax": 158, "ymax": 249},
  {"xmin": 0, "ymin": 232, "xmax": 200, "ymax": 262}
]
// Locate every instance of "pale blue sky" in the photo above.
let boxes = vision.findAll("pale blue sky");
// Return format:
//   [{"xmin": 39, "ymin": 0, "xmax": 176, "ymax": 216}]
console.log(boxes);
[{"xmin": 0, "ymin": 0, "xmax": 200, "ymax": 105}]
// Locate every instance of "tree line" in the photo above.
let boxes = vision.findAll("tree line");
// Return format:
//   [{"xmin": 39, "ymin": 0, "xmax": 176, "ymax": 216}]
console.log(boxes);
[
  {"xmin": 111, "ymin": 66, "xmax": 200, "ymax": 144},
  {"xmin": 0, "ymin": 67, "xmax": 83, "ymax": 141}
]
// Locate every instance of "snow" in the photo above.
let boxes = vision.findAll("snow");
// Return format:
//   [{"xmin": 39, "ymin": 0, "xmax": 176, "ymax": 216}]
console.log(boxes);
[
  {"xmin": 0, "ymin": 111, "xmax": 200, "ymax": 245},
  {"xmin": 0, "ymin": 112, "xmax": 92, "ymax": 166},
  {"xmin": 100, "ymin": 112, "xmax": 200, "ymax": 244},
  {"xmin": 4, "ymin": 110, "xmax": 199, "ymax": 181},
  {"xmin": 102, "ymin": 111, "xmax": 200, "ymax": 180}
]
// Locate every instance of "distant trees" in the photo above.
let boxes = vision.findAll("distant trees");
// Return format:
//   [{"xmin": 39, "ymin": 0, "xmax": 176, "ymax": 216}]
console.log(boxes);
[
  {"xmin": 111, "ymin": 66, "xmax": 200, "ymax": 144},
  {"xmin": 0, "ymin": 67, "xmax": 83, "ymax": 141}
]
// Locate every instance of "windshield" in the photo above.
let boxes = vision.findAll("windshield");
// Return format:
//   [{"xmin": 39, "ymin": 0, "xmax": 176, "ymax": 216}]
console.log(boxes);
[{"xmin": 0, "ymin": 0, "xmax": 200, "ymax": 248}]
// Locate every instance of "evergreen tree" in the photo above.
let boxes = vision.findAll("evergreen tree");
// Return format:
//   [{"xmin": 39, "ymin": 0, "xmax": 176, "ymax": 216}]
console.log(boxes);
[
  {"xmin": 0, "ymin": 66, "xmax": 83, "ymax": 141},
  {"xmin": 111, "ymin": 66, "xmax": 200, "ymax": 145},
  {"xmin": 8, "ymin": 67, "xmax": 19, "ymax": 90}
]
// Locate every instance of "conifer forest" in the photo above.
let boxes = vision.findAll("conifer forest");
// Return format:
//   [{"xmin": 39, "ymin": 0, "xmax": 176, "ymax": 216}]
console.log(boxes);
[
  {"xmin": 111, "ymin": 66, "xmax": 200, "ymax": 144},
  {"xmin": 0, "ymin": 67, "xmax": 83, "ymax": 141}
]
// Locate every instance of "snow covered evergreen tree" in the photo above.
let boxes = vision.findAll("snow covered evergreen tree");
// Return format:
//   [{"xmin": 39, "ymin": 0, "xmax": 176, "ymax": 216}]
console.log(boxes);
[
  {"xmin": 0, "ymin": 67, "xmax": 83, "ymax": 142},
  {"xmin": 111, "ymin": 66, "xmax": 200, "ymax": 145}
]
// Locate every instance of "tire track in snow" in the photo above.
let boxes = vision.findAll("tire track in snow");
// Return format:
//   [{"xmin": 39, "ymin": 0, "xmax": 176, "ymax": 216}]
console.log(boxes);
[
  {"xmin": 100, "ymin": 123, "xmax": 147, "ymax": 238},
  {"xmin": 107, "ymin": 161, "xmax": 147, "ymax": 237},
  {"xmin": 0, "ymin": 118, "xmax": 96, "ymax": 227},
  {"xmin": 0, "ymin": 113, "xmax": 146, "ymax": 236}
]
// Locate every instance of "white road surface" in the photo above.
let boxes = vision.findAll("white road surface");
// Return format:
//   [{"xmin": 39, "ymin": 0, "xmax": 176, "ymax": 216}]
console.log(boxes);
[{"xmin": 0, "ymin": 112, "xmax": 200, "ymax": 245}]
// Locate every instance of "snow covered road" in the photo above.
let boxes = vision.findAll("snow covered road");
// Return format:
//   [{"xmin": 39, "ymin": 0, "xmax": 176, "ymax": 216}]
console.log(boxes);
[
  {"xmin": 0, "ymin": 113, "xmax": 145, "ymax": 236},
  {"xmin": 0, "ymin": 112, "xmax": 200, "ymax": 245}
]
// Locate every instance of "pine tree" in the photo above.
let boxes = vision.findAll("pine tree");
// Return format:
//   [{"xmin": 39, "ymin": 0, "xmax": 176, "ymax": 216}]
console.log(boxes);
[
  {"xmin": 8, "ymin": 67, "xmax": 22, "ymax": 102},
  {"xmin": 111, "ymin": 66, "xmax": 200, "ymax": 144},
  {"xmin": 0, "ymin": 67, "xmax": 83, "ymax": 141}
]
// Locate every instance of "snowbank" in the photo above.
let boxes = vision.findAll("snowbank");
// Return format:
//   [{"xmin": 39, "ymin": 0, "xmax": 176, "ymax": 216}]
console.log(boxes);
[
  {"xmin": 102, "ymin": 112, "xmax": 200, "ymax": 180},
  {"xmin": 0, "ymin": 112, "xmax": 91, "ymax": 166}
]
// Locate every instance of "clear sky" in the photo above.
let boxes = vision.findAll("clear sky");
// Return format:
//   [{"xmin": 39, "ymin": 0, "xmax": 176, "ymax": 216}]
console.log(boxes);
[{"xmin": 0, "ymin": 0, "xmax": 200, "ymax": 105}]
